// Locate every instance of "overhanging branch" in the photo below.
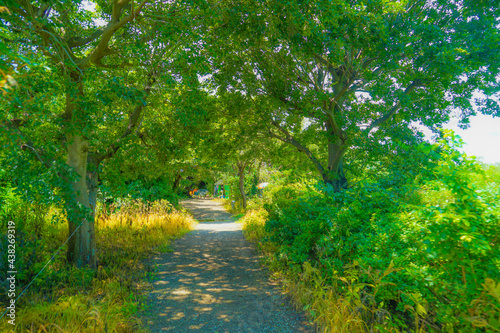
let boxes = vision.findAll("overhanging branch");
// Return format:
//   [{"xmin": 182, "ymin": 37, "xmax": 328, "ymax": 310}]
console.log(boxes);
[
  {"xmin": 268, "ymin": 119, "xmax": 325, "ymax": 176},
  {"xmin": 82, "ymin": 0, "xmax": 149, "ymax": 68},
  {"xmin": 1, "ymin": 119, "xmax": 53, "ymax": 169},
  {"xmin": 67, "ymin": 30, "xmax": 104, "ymax": 48},
  {"xmin": 365, "ymin": 80, "xmax": 421, "ymax": 133},
  {"xmin": 94, "ymin": 70, "xmax": 157, "ymax": 163}
]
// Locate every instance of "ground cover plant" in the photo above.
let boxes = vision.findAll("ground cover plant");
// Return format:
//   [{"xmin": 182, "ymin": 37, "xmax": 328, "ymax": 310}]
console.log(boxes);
[
  {"xmin": 241, "ymin": 135, "xmax": 500, "ymax": 332},
  {"xmin": 0, "ymin": 194, "xmax": 194, "ymax": 332}
]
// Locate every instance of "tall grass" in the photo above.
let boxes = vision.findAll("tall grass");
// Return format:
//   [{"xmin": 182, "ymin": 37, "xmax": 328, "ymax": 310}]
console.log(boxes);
[
  {"xmin": 0, "ymin": 198, "xmax": 194, "ymax": 333},
  {"xmin": 97, "ymin": 199, "xmax": 193, "ymax": 260},
  {"xmin": 283, "ymin": 264, "xmax": 369, "ymax": 333}
]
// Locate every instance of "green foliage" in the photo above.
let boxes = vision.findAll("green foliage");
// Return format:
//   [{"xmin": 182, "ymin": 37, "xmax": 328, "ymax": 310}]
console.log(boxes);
[
  {"xmin": 2, "ymin": 0, "xmax": 500, "ymax": 330},
  {"xmin": 401, "ymin": 132, "xmax": 500, "ymax": 330},
  {"xmin": 101, "ymin": 177, "xmax": 179, "ymax": 207},
  {"xmin": 0, "ymin": 186, "xmax": 66, "ymax": 289},
  {"xmin": 246, "ymin": 135, "xmax": 500, "ymax": 332},
  {"xmin": 264, "ymin": 183, "xmax": 331, "ymax": 265}
]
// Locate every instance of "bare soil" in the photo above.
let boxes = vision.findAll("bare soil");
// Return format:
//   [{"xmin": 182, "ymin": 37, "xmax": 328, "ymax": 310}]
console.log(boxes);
[{"xmin": 142, "ymin": 198, "xmax": 313, "ymax": 333}]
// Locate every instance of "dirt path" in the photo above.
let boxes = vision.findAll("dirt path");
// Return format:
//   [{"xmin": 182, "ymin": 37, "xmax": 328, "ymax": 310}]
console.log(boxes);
[{"xmin": 142, "ymin": 199, "xmax": 313, "ymax": 333}]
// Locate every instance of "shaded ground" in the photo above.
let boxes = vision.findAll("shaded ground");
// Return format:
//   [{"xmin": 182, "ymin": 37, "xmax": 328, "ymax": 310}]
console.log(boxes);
[{"xmin": 142, "ymin": 199, "xmax": 313, "ymax": 333}]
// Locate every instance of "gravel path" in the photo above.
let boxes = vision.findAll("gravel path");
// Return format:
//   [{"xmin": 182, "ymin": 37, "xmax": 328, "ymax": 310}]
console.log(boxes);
[{"xmin": 142, "ymin": 199, "xmax": 313, "ymax": 333}]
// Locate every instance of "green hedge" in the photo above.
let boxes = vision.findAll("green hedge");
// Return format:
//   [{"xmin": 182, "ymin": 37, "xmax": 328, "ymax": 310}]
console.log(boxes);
[{"xmin": 259, "ymin": 138, "xmax": 500, "ymax": 331}]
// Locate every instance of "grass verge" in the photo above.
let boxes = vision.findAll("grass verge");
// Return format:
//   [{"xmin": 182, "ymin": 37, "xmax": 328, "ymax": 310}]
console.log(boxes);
[
  {"xmin": 0, "ymin": 199, "xmax": 194, "ymax": 332},
  {"xmin": 240, "ymin": 208, "xmax": 374, "ymax": 333}
]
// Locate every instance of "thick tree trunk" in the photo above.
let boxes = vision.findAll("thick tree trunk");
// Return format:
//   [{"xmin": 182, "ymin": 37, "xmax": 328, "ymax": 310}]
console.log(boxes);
[
  {"xmin": 64, "ymin": 73, "xmax": 97, "ymax": 269},
  {"xmin": 324, "ymin": 120, "xmax": 348, "ymax": 192},
  {"xmin": 87, "ymin": 157, "xmax": 100, "ymax": 225},
  {"xmin": 321, "ymin": 158, "xmax": 348, "ymax": 192},
  {"xmin": 269, "ymin": 118, "xmax": 348, "ymax": 193},
  {"xmin": 87, "ymin": 156, "xmax": 100, "ymax": 213},
  {"xmin": 65, "ymin": 134, "xmax": 97, "ymax": 268}
]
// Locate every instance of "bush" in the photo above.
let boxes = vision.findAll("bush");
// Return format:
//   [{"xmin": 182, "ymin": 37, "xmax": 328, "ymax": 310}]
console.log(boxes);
[
  {"xmin": 246, "ymin": 133, "xmax": 500, "ymax": 332},
  {"xmin": 101, "ymin": 177, "xmax": 180, "ymax": 207},
  {"xmin": 0, "ymin": 187, "xmax": 67, "ymax": 292},
  {"xmin": 241, "ymin": 209, "xmax": 270, "ymax": 251},
  {"xmin": 263, "ymin": 183, "xmax": 333, "ymax": 265}
]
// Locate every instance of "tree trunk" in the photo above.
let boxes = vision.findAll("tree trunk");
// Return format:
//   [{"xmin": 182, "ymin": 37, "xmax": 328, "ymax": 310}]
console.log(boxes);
[
  {"xmin": 87, "ymin": 156, "xmax": 100, "ymax": 214},
  {"xmin": 321, "ymin": 158, "xmax": 348, "ymax": 192},
  {"xmin": 173, "ymin": 173, "xmax": 182, "ymax": 191},
  {"xmin": 65, "ymin": 134, "xmax": 97, "ymax": 268},
  {"xmin": 268, "ymin": 118, "xmax": 348, "ymax": 192},
  {"xmin": 64, "ymin": 73, "xmax": 97, "ymax": 269},
  {"xmin": 324, "ymin": 120, "xmax": 348, "ymax": 192},
  {"xmin": 237, "ymin": 161, "xmax": 247, "ymax": 210}
]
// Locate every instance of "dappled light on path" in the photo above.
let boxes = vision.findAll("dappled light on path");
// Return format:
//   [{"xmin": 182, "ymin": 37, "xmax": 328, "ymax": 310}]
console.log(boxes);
[
  {"xmin": 181, "ymin": 199, "xmax": 235, "ymax": 221},
  {"xmin": 143, "ymin": 199, "xmax": 311, "ymax": 332},
  {"xmin": 195, "ymin": 221, "xmax": 242, "ymax": 232}
]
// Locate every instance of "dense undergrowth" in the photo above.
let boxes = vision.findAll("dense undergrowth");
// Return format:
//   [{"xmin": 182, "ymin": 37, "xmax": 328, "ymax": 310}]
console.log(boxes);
[
  {"xmin": 0, "ymin": 195, "xmax": 194, "ymax": 332},
  {"xmin": 241, "ymin": 138, "xmax": 500, "ymax": 332}
]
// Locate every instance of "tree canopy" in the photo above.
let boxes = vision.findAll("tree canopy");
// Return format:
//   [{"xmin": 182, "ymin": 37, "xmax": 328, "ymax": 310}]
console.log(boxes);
[
  {"xmin": 1, "ymin": 0, "xmax": 499, "ymax": 267},
  {"xmin": 209, "ymin": 0, "xmax": 500, "ymax": 190}
]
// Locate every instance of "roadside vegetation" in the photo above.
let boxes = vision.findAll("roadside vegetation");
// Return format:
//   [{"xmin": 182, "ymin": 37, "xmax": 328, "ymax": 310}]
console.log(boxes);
[
  {"xmin": 0, "ymin": 192, "xmax": 193, "ymax": 332},
  {"xmin": 239, "ymin": 135, "xmax": 500, "ymax": 332},
  {"xmin": 2, "ymin": 1, "xmax": 499, "ymax": 332}
]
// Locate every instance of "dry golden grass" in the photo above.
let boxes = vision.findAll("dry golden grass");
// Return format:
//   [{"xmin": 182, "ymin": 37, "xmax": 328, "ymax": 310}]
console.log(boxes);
[
  {"xmin": 282, "ymin": 263, "xmax": 367, "ymax": 333},
  {"xmin": 97, "ymin": 200, "xmax": 194, "ymax": 252},
  {"xmin": 241, "ymin": 209, "xmax": 268, "ymax": 243},
  {"xmin": 0, "ymin": 199, "xmax": 194, "ymax": 333}
]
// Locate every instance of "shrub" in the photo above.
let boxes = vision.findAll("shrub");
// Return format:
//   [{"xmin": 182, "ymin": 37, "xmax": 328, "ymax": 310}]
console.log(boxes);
[
  {"xmin": 263, "ymin": 183, "xmax": 333, "ymax": 266},
  {"xmin": 246, "ymin": 133, "xmax": 500, "ymax": 332}
]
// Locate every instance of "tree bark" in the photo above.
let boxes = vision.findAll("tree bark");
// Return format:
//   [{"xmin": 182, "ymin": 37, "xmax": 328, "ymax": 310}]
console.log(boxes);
[
  {"xmin": 65, "ymin": 134, "xmax": 97, "ymax": 268},
  {"xmin": 173, "ymin": 173, "xmax": 182, "ymax": 191},
  {"xmin": 321, "ymin": 158, "xmax": 348, "ymax": 192},
  {"xmin": 325, "ymin": 120, "xmax": 348, "ymax": 192},
  {"xmin": 268, "ymin": 119, "xmax": 348, "ymax": 192},
  {"xmin": 87, "ymin": 156, "xmax": 100, "ymax": 221},
  {"xmin": 237, "ymin": 161, "xmax": 247, "ymax": 209},
  {"xmin": 63, "ymin": 72, "xmax": 97, "ymax": 269}
]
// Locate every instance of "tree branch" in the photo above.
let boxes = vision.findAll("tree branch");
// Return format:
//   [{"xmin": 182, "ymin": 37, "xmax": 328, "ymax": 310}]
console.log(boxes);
[
  {"xmin": 365, "ymin": 80, "xmax": 421, "ymax": 133},
  {"xmin": 1, "ymin": 119, "xmax": 53, "ymax": 169},
  {"xmin": 94, "ymin": 70, "xmax": 156, "ymax": 163},
  {"xmin": 37, "ymin": 3, "xmax": 51, "ymax": 18},
  {"xmin": 66, "ymin": 29, "xmax": 104, "ymax": 48},
  {"xmin": 82, "ymin": 0, "xmax": 149, "ymax": 68},
  {"xmin": 268, "ymin": 119, "xmax": 325, "ymax": 176}
]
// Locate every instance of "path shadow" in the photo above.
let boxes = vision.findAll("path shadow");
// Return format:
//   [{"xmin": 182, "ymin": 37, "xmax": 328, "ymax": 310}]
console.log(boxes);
[
  {"xmin": 143, "ymin": 199, "xmax": 312, "ymax": 333},
  {"xmin": 181, "ymin": 199, "xmax": 234, "ymax": 222}
]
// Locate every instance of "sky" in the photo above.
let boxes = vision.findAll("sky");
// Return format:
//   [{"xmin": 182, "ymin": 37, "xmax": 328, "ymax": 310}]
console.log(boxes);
[{"xmin": 438, "ymin": 114, "xmax": 500, "ymax": 165}]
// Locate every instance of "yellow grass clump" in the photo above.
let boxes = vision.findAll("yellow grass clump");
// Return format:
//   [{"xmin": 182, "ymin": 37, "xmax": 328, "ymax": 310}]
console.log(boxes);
[
  {"xmin": 97, "ymin": 199, "xmax": 194, "ymax": 253},
  {"xmin": 0, "ymin": 199, "xmax": 194, "ymax": 333},
  {"xmin": 282, "ymin": 263, "xmax": 368, "ymax": 333}
]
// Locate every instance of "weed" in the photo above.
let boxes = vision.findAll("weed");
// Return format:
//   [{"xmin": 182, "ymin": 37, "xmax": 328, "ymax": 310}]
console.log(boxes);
[{"xmin": 239, "ymin": 146, "xmax": 500, "ymax": 332}]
